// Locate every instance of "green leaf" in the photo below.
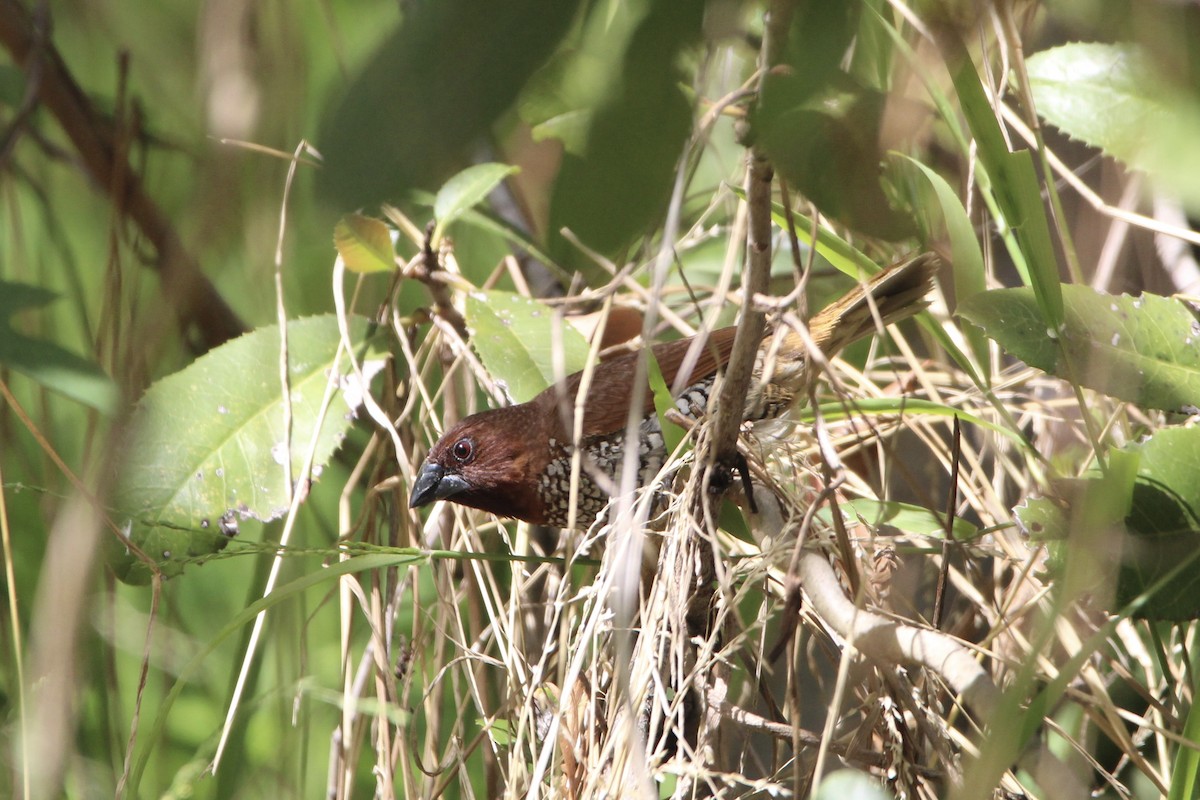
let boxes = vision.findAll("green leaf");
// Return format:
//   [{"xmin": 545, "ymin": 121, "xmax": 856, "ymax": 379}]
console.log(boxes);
[
  {"xmin": 1120, "ymin": 429, "xmax": 1200, "ymax": 619},
  {"xmin": 483, "ymin": 717, "xmax": 513, "ymax": 746},
  {"xmin": 959, "ymin": 286, "xmax": 1200, "ymax": 413},
  {"xmin": 1027, "ymin": 42, "xmax": 1164, "ymax": 170},
  {"xmin": 718, "ymin": 498, "xmax": 751, "ymax": 542},
  {"xmin": 464, "ymin": 291, "xmax": 589, "ymax": 403},
  {"xmin": 645, "ymin": 348, "xmax": 686, "ymax": 455},
  {"xmin": 530, "ymin": 110, "xmax": 591, "ymax": 154},
  {"xmin": 317, "ymin": 0, "xmax": 582, "ymax": 209},
  {"xmin": 1004, "ymin": 149, "xmax": 1064, "ymax": 329},
  {"xmin": 1014, "ymin": 496, "xmax": 1070, "ymax": 543},
  {"xmin": 891, "ymin": 155, "xmax": 984, "ymax": 305},
  {"xmin": 943, "ymin": 35, "xmax": 1017, "ymax": 198},
  {"xmin": 945, "ymin": 36, "xmax": 1062, "ymax": 328},
  {"xmin": 517, "ymin": 13, "xmax": 628, "ymax": 156},
  {"xmin": 838, "ymin": 499, "xmax": 980, "ymax": 541},
  {"xmin": 812, "ymin": 770, "xmax": 893, "ymax": 800},
  {"xmin": 1170, "ymin": 667, "xmax": 1200, "ymax": 800},
  {"xmin": 333, "ymin": 214, "xmax": 396, "ymax": 274},
  {"xmin": 1027, "ymin": 41, "xmax": 1200, "ymax": 209},
  {"xmin": 432, "ymin": 163, "xmax": 520, "ymax": 242},
  {"xmin": 111, "ymin": 315, "xmax": 381, "ymax": 583},
  {"xmin": 891, "ymin": 153, "xmax": 989, "ymax": 378},
  {"xmin": 453, "ymin": 206, "xmax": 561, "ymax": 277},
  {"xmin": 0, "ymin": 281, "xmax": 119, "ymax": 413},
  {"xmin": 756, "ymin": 72, "xmax": 915, "ymax": 240},
  {"xmin": 1017, "ymin": 429, "xmax": 1200, "ymax": 620},
  {"xmin": 750, "ymin": 2, "xmax": 911, "ymax": 240},
  {"xmin": 547, "ymin": 0, "xmax": 703, "ymax": 281}
]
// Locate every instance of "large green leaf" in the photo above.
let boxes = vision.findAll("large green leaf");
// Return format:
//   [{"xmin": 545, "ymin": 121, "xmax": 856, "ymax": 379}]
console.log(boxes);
[
  {"xmin": 546, "ymin": 0, "xmax": 703, "ymax": 281},
  {"xmin": 317, "ymin": 0, "xmax": 582, "ymax": 209},
  {"xmin": 0, "ymin": 281, "xmax": 119, "ymax": 413},
  {"xmin": 959, "ymin": 285, "xmax": 1200, "ymax": 413},
  {"xmin": 756, "ymin": 72, "xmax": 915, "ymax": 240},
  {"xmin": 751, "ymin": 2, "xmax": 916, "ymax": 240},
  {"xmin": 1017, "ymin": 428, "xmax": 1200, "ymax": 620},
  {"xmin": 464, "ymin": 291, "xmax": 589, "ymax": 403},
  {"xmin": 1121, "ymin": 429, "xmax": 1200, "ymax": 619},
  {"xmin": 946, "ymin": 37, "xmax": 1063, "ymax": 328},
  {"xmin": 111, "ymin": 315, "xmax": 381, "ymax": 583},
  {"xmin": 891, "ymin": 155, "xmax": 984, "ymax": 305},
  {"xmin": 891, "ymin": 154, "xmax": 989, "ymax": 379},
  {"xmin": 1171, "ymin": 669, "xmax": 1200, "ymax": 800},
  {"xmin": 1027, "ymin": 41, "xmax": 1200, "ymax": 209},
  {"xmin": 1027, "ymin": 42, "xmax": 1166, "ymax": 171},
  {"xmin": 645, "ymin": 348, "xmax": 686, "ymax": 456}
]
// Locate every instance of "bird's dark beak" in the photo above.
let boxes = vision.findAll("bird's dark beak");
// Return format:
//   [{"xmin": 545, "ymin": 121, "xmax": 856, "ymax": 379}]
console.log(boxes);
[{"xmin": 409, "ymin": 463, "xmax": 471, "ymax": 509}]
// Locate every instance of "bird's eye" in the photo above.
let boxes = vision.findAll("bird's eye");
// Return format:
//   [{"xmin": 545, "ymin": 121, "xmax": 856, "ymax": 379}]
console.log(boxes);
[{"xmin": 451, "ymin": 437, "xmax": 475, "ymax": 464}]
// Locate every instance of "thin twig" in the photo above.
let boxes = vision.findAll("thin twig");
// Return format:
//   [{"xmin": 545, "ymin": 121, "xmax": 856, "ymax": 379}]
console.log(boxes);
[
  {"xmin": 708, "ymin": 0, "xmax": 795, "ymax": 487},
  {"xmin": 407, "ymin": 224, "xmax": 470, "ymax": 341},
  {"xmin": 932, "ymin": 415, "xmax": 963, "ymax": 629}
]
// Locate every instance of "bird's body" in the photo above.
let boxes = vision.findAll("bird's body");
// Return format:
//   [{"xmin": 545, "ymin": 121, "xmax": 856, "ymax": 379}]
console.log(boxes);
[{"xmin": 410, "ymin": 254, "xmax": 939, "ymax": 529}]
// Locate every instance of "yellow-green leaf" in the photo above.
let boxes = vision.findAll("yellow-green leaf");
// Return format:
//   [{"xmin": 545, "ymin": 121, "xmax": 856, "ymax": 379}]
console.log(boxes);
[{"xmin": 334, "ymin": 214, "xmax": 397, "ymax": 274}]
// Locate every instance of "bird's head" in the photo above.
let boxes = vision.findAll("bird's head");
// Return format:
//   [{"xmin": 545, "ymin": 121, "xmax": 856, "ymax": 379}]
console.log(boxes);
[{"xmin": 409, "ymin": 404, "xmax": 550, "ymax": 524}]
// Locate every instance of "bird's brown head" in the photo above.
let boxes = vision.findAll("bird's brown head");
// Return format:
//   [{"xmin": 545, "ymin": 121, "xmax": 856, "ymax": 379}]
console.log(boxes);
[{"xmin": 409, "ymin": 404, "xmax": 551, "ymax": 524}]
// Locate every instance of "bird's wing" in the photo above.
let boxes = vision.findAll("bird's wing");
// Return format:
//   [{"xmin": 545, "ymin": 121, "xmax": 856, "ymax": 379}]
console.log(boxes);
[
  {"xmin": 555, "ymin": 326, "xmax": 738, "ymax": 438},
  {"xmin": 650, "ymin": 326, "xmax": 739, "ymax": 396}
]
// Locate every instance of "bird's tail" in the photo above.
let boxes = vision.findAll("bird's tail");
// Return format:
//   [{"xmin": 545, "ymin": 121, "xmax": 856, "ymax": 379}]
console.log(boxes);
[
  {"xmin": 793, "ymin": 252, "xmax": 940, "ymax": 360},
  {"xmin": 751, "ymin": 253, "xmax": 939, "ymax": 417}
]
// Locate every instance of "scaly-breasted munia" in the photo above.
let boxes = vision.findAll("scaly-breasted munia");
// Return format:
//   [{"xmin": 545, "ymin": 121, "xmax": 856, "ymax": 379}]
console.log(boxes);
[{"xmin": 410, "ymin": 253, "xmax": 939, "ymax": 529}]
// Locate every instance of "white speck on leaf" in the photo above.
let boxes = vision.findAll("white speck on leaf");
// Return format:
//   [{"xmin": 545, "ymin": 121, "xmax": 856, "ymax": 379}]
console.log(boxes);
[
  {"xmin": 271, "ymin": 442, "xmax": 288, "ymax": 466},
  {"xmin": 338, "ymin": 358, "xmax": 386, "ymax": 413},
  {"xmin": 218, "ymin": 405, "xmax": 229, "ymax": 415}
]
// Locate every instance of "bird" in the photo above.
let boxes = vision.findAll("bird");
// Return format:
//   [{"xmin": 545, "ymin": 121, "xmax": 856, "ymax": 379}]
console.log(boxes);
[{"xmin": 409, "ymin": 253, "xmax": 939, "ymax": 529}]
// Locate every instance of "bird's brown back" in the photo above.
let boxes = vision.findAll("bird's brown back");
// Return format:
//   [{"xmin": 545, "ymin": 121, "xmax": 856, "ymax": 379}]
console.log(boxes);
[
  {"xmin": 536, "ymin": 327, "xmax": 740, "ymax": 438},
  {"xmin": 531, "ymin": 252, "xmax": 940, "ymax": 436}
]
